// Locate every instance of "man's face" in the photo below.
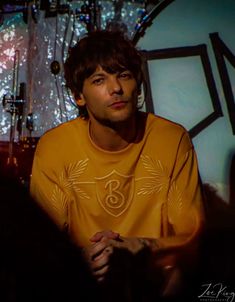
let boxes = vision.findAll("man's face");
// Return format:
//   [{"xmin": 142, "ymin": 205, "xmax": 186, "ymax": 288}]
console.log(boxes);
[{"xmin": 79, "ymin": 65, "xmax": 139, "ymax": 126}]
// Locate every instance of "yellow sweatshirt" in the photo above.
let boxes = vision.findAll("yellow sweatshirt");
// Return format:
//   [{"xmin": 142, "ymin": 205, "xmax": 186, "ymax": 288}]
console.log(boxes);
[{"xmin": 30, "ymin": 112, "xmax": 204, "ymax": 248}]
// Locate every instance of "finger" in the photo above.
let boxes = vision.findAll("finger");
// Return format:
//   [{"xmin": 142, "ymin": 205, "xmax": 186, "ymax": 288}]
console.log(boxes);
[
  {"xmin": 94, "ymin": 245, "xmax": 113, "ymax": 260},
  {"xmin": 107, "ymin": 231, "xmax": 120, "ymax": 240},
  {"xmin": 92, "ymin": 246, "xmax": 113, "ymax": 268},
  {"xmin": 97, "ymin": 276, "xmax": 105, "ymax": 283},
  {"xmin": 91, "ymin": 244, "xmax": 107, "ymax": 261},
  {"xmin": 90, "ymin": 247, "xmax": 114, "ymax": 282},
  {"xmin": 93, "ymin": 264, "xmax": 109, "ymax": 278},
  {"xmin": 91, "ymin": 241, "xmax": 114, "ymax": 263},
  {"xmin": 90, "ymin": 231, "xmax": 106, "ymax": 242},
  {"xmin": 83, "ymin": 241, "xmax": 107, "ymax": 263},
  {"xmin": 90, "ymin": 230, "xmax": 120, "ymax": 242}
]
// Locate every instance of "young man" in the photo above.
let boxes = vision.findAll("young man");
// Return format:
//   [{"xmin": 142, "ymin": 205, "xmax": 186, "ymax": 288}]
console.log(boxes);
[{"xmin": 30, "ymin": 30, "xmax": 204, "ymax": 299}]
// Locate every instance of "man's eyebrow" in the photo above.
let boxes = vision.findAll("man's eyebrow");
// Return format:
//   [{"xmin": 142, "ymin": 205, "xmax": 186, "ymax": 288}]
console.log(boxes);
[
  {"xmin": 88, "ymin": 68, "xmax": 131, "ymax": 80},
  {"xmin": 88, "ymin": 72, "xmax": 106, "ymax": 79}
]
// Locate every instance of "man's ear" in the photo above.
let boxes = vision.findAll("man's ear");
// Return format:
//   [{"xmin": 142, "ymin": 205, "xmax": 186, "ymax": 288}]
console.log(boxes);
[{"xmin": 75, "ymin": 94, "xmax": 86, "ymax": 106}]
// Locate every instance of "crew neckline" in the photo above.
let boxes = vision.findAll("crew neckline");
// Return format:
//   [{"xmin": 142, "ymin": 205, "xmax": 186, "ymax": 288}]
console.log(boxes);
[{"xmin": 87, "ymin": 112, "xmax": 149, "ymax": 154}]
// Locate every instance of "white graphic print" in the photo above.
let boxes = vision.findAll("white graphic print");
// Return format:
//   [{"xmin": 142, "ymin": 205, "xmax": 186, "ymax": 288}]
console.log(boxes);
[
  {"xmin": 137, "ymin": 155, "xmax": 170, "ymax": 195},
  {"xmin": 51, "ymin": 156, "xmax": 183, "ymax": 219},
  {"xmin": 167, "ymin": 180, "xmax": 183, "ymax": 224},
  {"xmin": 95, "ymin": 170, "xmax": 134, "ymax": 217},
  {"xmin": 51, "ymin": 159, "xmax": 89, "ymax": 222}
]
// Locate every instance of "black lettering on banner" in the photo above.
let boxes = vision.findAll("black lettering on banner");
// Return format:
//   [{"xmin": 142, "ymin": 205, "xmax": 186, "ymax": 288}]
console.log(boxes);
[{"xmin": 141, "ymin": 45, "xmax": 223, "ymax": 138}]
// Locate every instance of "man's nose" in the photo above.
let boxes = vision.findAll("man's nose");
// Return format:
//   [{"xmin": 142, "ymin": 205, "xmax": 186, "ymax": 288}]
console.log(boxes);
[{"xmin": 108, "ymin": 76, "xmax": 123, "ymax": 94}]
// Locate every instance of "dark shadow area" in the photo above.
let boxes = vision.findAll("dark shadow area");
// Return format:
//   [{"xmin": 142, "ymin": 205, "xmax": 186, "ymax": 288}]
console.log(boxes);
[
  {"xmin": 194, "ymin": 183, "xmax": 235, "ymax": 295},
  {"xmin": 0, "ymin": 169, "xmax": 99, "ymax": 302},
  {"xmin": 189, "ymin": 153, "xmax": 235, "ymax": 301}
]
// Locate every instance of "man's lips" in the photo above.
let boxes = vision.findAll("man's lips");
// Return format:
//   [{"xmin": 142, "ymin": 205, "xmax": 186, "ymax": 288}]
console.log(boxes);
[{"xmin": 109, "ymin": 100, "xmax": 128, "ymax": 108}]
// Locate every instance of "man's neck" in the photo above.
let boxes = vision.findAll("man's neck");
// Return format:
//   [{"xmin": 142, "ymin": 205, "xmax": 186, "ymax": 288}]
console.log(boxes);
[{"xmin": 89, "ymin": 116, "xmax": 138, "ymax": 151}]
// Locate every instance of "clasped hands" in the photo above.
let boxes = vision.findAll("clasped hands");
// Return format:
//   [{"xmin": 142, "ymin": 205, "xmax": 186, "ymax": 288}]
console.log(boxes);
[{"xmin": 82, "ymin": 230, "xmax": 147, "ymax": 282}]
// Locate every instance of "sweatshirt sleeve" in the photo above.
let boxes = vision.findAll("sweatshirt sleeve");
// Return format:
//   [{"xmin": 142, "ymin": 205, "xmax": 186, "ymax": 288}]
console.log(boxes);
[
  {"xmin": 158, "ymin": 131, "xmax": 205, "ymax": 248},
  {"xmin": 30, "ymin": 139, "xmax": 69, "ymax": 231}
]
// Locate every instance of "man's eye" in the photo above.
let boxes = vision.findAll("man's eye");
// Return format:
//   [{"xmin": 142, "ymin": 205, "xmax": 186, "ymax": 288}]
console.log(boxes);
[
  {"xmin": 119, "ymin": 72, "xmax": 132, "ymax": 79},
  {"xmin": 92, "ymin": 78, "xmax": 104, "ymax": 85}
]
